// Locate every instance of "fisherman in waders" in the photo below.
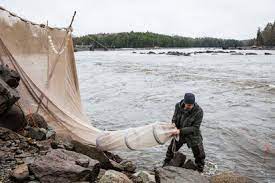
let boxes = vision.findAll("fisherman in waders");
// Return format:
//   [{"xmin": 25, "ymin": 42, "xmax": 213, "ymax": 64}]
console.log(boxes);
[{"xmin": 163, "ymin": 93, "xmax": 205, "ymax": 172}]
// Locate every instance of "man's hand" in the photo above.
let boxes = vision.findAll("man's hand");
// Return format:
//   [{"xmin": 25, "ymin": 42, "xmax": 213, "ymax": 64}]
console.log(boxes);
[{"xmin": 171, "ymin": 129, "xmax": 180, "ymax": 136}]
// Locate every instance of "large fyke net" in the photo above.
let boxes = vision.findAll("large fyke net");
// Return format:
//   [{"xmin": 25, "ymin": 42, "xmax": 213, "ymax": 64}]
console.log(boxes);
[{"xmin": 0, "ymin": 7, "xmax": 177, "ymax": 151}]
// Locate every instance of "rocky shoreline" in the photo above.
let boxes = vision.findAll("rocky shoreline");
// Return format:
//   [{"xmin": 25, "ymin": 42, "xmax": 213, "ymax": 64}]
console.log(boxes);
[
  {"xmin": 134, "ymin": 50, "xmax": 273, "ymax": 56},
  {"xmin": 0, "ymin": 123, "xmax": 257, "ymax": 183}
]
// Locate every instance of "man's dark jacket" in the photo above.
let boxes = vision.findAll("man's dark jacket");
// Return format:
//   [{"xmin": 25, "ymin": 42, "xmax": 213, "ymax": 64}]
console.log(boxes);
[{"xmin": 172, "ymin": 100, "xmax": 203, "ymax": 148}]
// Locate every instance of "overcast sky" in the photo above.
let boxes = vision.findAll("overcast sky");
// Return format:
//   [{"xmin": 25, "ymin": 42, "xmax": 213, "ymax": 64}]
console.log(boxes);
[{"xmin": 1, "ymin": 0, "xmax": 275, "ymax": 39}]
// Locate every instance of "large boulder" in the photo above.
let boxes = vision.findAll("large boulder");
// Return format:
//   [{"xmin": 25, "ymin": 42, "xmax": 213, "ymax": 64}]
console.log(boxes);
[
  {"xmin": 154, "ymin": 166, "xmax": 209, "ymax": 183},
  {"xmin": 99, "ymin": 170, "xmax": 133, "ymax": 183},
  {"xmin": 210, "ymin": 172, "xmax": 257, "ymax": 183},
  {"xmin": 28, "ymin": 149, "xmax": 100, "ymax": 183},
  {"xmin": 0, "ymin": 105, "xmax": 26, "ymax": 131},
  {"xmin": 72, "ymin": 140, "xmax": 115, "ymax": 169}
]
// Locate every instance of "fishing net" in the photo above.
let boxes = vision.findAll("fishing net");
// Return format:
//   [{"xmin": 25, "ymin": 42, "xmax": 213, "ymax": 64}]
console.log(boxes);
[{"xmin": 0, "ymin": 6, "xmax": 177, "ymax": 151}]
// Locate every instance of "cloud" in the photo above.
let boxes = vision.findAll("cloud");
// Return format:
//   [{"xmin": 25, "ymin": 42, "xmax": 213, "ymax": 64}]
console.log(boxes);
[{"xmin": 1, "ymin": 0, "xmax": 275, "ymax": 39}]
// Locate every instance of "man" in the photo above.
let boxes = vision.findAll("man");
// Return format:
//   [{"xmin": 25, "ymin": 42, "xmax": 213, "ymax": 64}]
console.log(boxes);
[{"xmin": 163, "ymin": 93, "xmax": 205, "ymax": 172}]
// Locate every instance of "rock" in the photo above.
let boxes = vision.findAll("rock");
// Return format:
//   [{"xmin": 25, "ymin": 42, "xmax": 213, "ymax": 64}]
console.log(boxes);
[
  {"xmin": 35, "ymin": 139, "xmax": 52, "ymax": 151},
  {"xmin": 147, "ymin": 51, "xmax": 156, "ymax": 54},
  {"xmin": 0, "ymin": 76, "xmax": 20, "ymax": 115},
  {"xmin": 23, "ymin": 157, "xmax": 35, "ymax": 165},
  {"xmin": 134, "ymin": 171, "xmax": 155, "ymax": 183},
  {"xmin": 11, "ymin": 163, "xmax": 29, "ymax": 181},
  {"xmin": 169, "ymin": 152, "xmax": 186, "ymax": 167},
  {"xmin": 76, "ymin": 159, "xmax": 90, "ymax": 168},
  {"xmin": 109, "ymin": 159, "xmax": 125, "ymax": 171},
  {"xmin": 167, "ymin": 51, "xmax": 183, "ymax": 56},
  {"xmin": 97, "ymin": 169, "xmax": 107, "ymax": 180},
  {"xmin": 231, "ymin": 52, "xmax": 244, "ymax": 55},
  {"xmin": 154, "ymin": 166, "xmax": 209, "ymax": 183},
  {"xmin": 29, "ymin": 149, "xmax": 100, "ymax": 183},
  {"xmin": 99, "ymin": 170, "xmax": 133, "ymax": 183},
  {"xmin": 0, "ymin": 127, "xmax": 24, "ymax": 142},
  {"xmin": 210, "ymin": 172, "xmax": 257, "ymax": 183},
  {"xmin": 27, "ymin": 127, "xmax": 46, "ymax": 140},
  {"xmin": 120, "ymin": 160, "xmax": 136, "ymax": 172},
  {"xmin": 182, "ymin": 159, "xmax": 197, "ymax": 170},
  {"xmin": 104, "ymin": 151, "xmax": 123, "ymax": 163},
  {"xmin": 72, "ymin": 140, "xmax": 112, "ymax": 169},
  {"xmin": 0, "ymin": 105, "xmax": 26, "ymax": 131},
  {"xmin": 245, "ymin": 52, "xmax": 257, "ymax": 55},
  {"xmin": 264, "ymin": 52, "xmax": 272, "ymax": 55},
  {"xmin": 0, "ymin": 64, "xmax": 20, "ymax": 89},
  {"xmin": 46, "ymin": 126, "xmax": 56, "ymax": 139},
  {"xmin": 25, "ymin": 113, "xmax": 48, "ymax": 129}
]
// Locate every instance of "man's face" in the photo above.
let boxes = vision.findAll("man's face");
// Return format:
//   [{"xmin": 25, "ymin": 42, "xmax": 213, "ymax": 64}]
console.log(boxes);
[{"xmin": 184, "ymin": 103, "xmax": 194, "ymax": 111}]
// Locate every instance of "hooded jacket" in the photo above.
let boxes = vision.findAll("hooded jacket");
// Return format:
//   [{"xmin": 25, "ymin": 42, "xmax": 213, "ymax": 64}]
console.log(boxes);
[{"xmin": 172, "ymin": 100, "xmax": 204, "ymax": 147}]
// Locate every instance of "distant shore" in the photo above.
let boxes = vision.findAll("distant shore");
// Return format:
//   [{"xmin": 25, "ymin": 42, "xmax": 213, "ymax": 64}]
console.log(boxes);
[{"xmin": 74, "ymin": 46, "xmax": 275, "ymax": 52}]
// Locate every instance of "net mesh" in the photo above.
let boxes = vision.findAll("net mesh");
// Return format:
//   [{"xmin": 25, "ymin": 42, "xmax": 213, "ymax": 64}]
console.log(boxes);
[{"xmin": 0, "ymin": 6, "xmax": 177, "ymax": 151}]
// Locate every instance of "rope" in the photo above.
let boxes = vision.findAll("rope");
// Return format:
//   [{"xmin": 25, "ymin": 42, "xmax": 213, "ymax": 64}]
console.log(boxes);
[
  {"xmin": 48, "ymin": 32, "xmax": 71, "ymax": 55},
  {"xmin": 47, "ymin": 11, "xmax": 76, "ymax": 86}
]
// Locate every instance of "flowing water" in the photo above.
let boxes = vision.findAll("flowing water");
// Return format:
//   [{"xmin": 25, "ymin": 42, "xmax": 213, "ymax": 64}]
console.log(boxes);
[{"xmin": 75, "ymin": 48, "xmax": 275, "ymax": 182}]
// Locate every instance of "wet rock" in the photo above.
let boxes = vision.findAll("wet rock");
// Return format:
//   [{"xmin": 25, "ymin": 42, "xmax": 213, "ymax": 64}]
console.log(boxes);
[
  {"xmin": 99, "ymin": 170, "xmax": 133, "ymax": 183},
  {"xmin": 25, "ymin": 113, "xmax": 48, "ymax": 130},
  {"xmin": 104, "ymin": 151, "xmax": 123, "ymax": 163},
  {"xmin": 206, "ymin": 50, "xmax": 214, "ymax": 53},
  {"xmin": 134, "ymin": 171, "xmax": 155, "ymax": 183},
  {"xmin": 120, "ymin": 160, "xmax": 136, "ymax": 172},
  {"xmin": 210, "ymin": 172, "xmax": 257, "ymax": 183},
  {"xmin": 167, "ymin": 51, "xmax": 183, "ymax": 56},
  {"xmin": 109, "ymin": 159, "xmax": 125, "ymax": 171},
  {"xmin": 169, "ymin": 152, "xmax": 186, "ymax": 167},
  {"xmin": 11, "ymin": 163, "xmax": 29, "ymax": 181},
  {"xmin": 26, "ymin": 127, "xmax": 46, "ymax": 140},
  {"xmin": 147, "ymin": 51, "xmax": 156, "ymax": 54},
  {"xmin": 264, "ymin": 52, "xmax": 272, "ymax": 55},
  {"xmin": 29, "ymin": 149, "xmax": 100, "ymax": 183},
  {"xmin": 231, "ymin": 52, "xmax": 244, "ymax": 55},
  {"xmin": 245, "ymin": 52, "xmax": 257, "ymax": 55},
  {"xmin": 154, "ymin": 166, "xmax": 209, "ymax": 183},
  {"xmin": 182, "ymin": 159, "xmax": 197, "ymax": 170}
]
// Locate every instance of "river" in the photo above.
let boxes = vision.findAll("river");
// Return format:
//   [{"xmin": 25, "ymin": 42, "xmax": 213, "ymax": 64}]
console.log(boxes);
[{"xmin": 75, "ymin": 48, "xmax": 275, "ymax": 182}]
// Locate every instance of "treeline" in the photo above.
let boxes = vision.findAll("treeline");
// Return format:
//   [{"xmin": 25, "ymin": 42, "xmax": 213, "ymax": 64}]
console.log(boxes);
[
  {"xmin": 255, "ymin": 21, "xmax": 275, "ymax": 46},
  {"xmin": 73, "ymin": 32, "xmax": 243, "ymax": 49}
]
